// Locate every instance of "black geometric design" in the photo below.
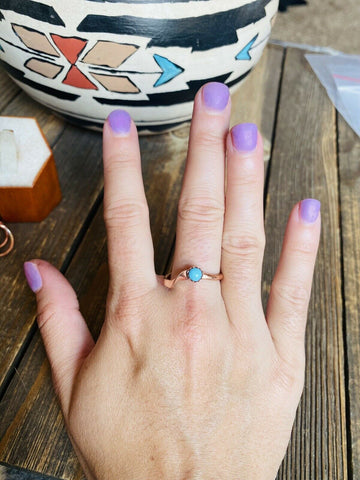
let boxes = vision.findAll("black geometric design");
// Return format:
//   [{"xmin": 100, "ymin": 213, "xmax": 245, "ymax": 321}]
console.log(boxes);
[
  {"xmin": 137, "ymin": 122, "xmax": 186, "ymax": 133},
  {"xmin": 78, "ymin": 0, "xmax": 272, "ymax": 51},
  {"xmin": 59, "ymin": 112, "xmax": 186, "ymax": 133},
  {"xmin": 94, "ymin": 70, "xmax": 250, "ymax": 107},
  {"xmin": 0, "ymin": 36, "xmax": 55, "ymax": 60},
  {"xmin": 0, "ymin": 60, "xmax": 80, "ymax": 101},
  {"xmin": 279, "ymin": 0, "xmax": 307, "ymax": 11},
  {"xmin": 0, "ymin": 0, "xmax": 65, "ymax": 26},
  {"xmin": 0, "ymin": 11, "xmax": 4, "ymax": 21}
]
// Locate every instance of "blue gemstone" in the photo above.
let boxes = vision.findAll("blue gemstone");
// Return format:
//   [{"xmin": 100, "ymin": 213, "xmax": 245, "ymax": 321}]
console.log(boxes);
[{"xmin": 188, "ymin": 267, "xmax": 203, "ymax": 282}]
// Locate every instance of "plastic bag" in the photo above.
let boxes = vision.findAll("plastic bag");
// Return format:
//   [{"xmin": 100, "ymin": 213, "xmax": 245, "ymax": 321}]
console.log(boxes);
[{"xmin": 306, "ymin": 53, "xmax": 360, "ymax": 137}]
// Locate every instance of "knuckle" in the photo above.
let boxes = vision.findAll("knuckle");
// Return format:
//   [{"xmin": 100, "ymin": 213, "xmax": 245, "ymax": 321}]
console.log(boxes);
[
  {"xmin": 104, "ymin": 200, "xmax": 149, "ymax": 228},
  {"xmin": 288, "ymin": 236, "xmax": 318, "ymax": 259},
  {"xmin": 222, "ymin": 231, "xmax": 265, "ymax": 260},
  {"xmin": 37, "ymin": 302, "xmax": 81, "ymax": 332},
  {"xmin": 107, "ymin": 288, "xmax": 155, "ymax": 338},
  {"xmin": 193, "ymin": 128, "xmax": 225, "ymax": 152},
  {"xmin": 105, "ymin": 152, "xmax": 137, "ymax": 170},
  {"xmin": 37, "ymin": 301, "xmax": 58, "ymax": 330},
  {"xmin": 231, "ymin": 166, "xmax": 261, "ymax": 187},
  {"xmin": 178, "ymin": 194, "xmax": 224, "ymax": 225},
  {"xmin": 272, "ymin": 282, "xmax": 310, "ymax": 313}
]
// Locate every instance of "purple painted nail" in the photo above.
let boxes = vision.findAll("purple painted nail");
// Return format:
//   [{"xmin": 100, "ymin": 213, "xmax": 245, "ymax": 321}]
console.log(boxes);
[
  {"xmin": 299, "ymin": 199, "xmax": 321, "ymax": 223},
  {"xmin": 202, "ymin": 82, "xmax": 230, "ymax": 111},
  {"xmin": 24, "ymin": 262, "xmax": 43, "ymax": 293},
  {"xmin": 107, "ymin": 110, "xmax": 131, "ymax": 135},
  {"xmin": 231, "ymin": 123, "xmax": 258, "ymax": 152}
]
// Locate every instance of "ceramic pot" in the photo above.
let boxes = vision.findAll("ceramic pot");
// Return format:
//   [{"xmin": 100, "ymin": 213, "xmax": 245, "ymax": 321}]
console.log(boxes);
[{"xmin": 0, "ymin": 0, "xmax": 278, "ymax": 134}]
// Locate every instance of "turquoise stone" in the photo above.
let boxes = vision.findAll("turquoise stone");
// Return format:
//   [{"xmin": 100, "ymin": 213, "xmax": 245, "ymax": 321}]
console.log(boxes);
[{"xmin": 188, "ymin": 267, "xmax": 203, "ymax": 282}]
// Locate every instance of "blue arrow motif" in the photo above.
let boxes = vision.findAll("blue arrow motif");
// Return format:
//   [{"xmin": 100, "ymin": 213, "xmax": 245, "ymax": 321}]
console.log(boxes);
[
  {"xmin": 236, "ymin": 34, "xmax": 258, "ymax": 61},
  {"xmin": 153, "ymin": 54, "xmax": 184, "ymax": 87}
]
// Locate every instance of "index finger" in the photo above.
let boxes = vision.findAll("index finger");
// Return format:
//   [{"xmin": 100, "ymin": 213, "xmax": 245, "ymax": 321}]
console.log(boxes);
[{"xmin": 103, "ymin": 110, "xmax": 157, "ymax": 296}]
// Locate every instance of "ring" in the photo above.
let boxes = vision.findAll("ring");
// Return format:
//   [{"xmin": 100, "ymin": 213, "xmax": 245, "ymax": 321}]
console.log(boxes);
[
  {"xmin": 164, "ymin": 266, "xmax": 223, "ymax": 288},
  {"xmin": 0, "ymin": 222, "xmax": 14, "ymax": 257}
]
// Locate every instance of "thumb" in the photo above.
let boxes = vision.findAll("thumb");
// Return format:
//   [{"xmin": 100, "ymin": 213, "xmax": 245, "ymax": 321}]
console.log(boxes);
[{"xmin": 24, "ymin": 260, "xmax": 95, "ymax": 415}]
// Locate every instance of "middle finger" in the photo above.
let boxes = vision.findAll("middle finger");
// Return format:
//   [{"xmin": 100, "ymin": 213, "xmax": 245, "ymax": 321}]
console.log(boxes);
[{"xmin": 172, "ymin": 82, "xmax": 231, "ymax": 278}]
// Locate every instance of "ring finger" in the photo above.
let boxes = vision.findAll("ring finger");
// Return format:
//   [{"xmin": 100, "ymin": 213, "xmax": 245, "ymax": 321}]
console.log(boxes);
[{"xmin": 171, "ymin": 82, "xmax": 231, "ymax": 279}]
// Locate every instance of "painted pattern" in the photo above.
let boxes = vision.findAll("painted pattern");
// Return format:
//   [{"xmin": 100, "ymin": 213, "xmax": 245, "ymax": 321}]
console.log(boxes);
[{"xmin": 0, "ymin": 0, "xmax": 279, "ymax": 132}]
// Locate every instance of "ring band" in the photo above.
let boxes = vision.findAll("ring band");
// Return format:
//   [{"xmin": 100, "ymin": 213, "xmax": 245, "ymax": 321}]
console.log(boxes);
[
  {"xmin": 0, "ymin": 222, "xmax": 14, "ymax": 257},
  {"xmin": 164, "ymin": 266, "xmax": 223, "ymax": 288}
]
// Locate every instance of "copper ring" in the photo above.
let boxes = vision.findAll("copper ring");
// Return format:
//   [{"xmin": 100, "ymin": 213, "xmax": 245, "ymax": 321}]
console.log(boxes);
[
  {"xmin": 164, "ymin": 266, "xmax": 223, "ymax": 289},
  {"xmin": 0, "ymin": 222, "xmax": 14, "ymax": 257}
]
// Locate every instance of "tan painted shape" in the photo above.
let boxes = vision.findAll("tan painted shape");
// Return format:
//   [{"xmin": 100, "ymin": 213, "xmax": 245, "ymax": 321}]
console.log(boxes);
[
  {"xmin": 13, "ymin": 25, "xmax": 60, "ymax": 57},
  {"xmin": 91, "ymin": 73, "xmax": 140, "ymax": 93},
  {"xmin": 26, "ymin": 58, "xmax": 63, "ymax": 79},
  {"xmin": 82, "ymin": 41, "xmax": 138, "ymax": 68}
]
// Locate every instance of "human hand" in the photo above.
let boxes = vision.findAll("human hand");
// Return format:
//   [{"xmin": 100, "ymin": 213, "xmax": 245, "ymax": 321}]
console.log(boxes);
[{"xmin": 24, "ymin": 82, "xmax": 321, "ymax": 480}]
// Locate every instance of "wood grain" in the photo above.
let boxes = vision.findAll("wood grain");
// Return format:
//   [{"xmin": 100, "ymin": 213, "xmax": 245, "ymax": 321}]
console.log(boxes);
[
  {"xmin": 0, "ymin": 74, "xmax": 104, "ymax": 391},
  {"xmin": 0, "ymin": 129, "xmax": 190, "ymax": 478},
  {"xmin": 337, "ymin": 114, "xmax": 360, "ymax": 478},
  {"xmin": 262, "ymin": 47, "xmax": 347, "ymax": 479},
  {"xmin": 1, "ymin": 44, "xmax": 345, "ymax": 480}
]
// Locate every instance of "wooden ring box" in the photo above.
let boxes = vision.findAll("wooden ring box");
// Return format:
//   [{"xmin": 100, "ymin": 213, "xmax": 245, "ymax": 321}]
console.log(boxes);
[{"xmin": 0, "ymin": 116, "xmax": 61, "ymax": 222}]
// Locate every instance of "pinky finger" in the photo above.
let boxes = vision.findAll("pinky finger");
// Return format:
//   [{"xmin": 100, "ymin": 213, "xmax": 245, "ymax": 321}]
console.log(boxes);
[{"xmin": 266, "ymin": 199, "xmax": 321, "ymax": 368}]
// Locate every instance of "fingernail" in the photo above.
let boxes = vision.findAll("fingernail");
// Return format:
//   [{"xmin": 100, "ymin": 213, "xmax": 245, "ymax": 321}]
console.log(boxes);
[
  {"xmin": 231, "ymin": 123, "xmax": 258, "ymax": 152},
  {"xmin": 299, "ymin": 199, "xmax": 321, "ymax": 223},
  {"xmin": 24, "ymin": 262, "xmax": 43, "ymax": 293},
  {"xmin": 202, "ymin": 82, "xmax": 230, "ymax": 112},
  {"xmin": 107, "ymin": 109, "xmax": 132, "ymax": 136}
]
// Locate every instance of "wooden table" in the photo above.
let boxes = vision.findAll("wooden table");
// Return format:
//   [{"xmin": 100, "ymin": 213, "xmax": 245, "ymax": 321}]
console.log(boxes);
[{"xmin": 0, "ymin": 44, "xmax": 359, "ymax": 480}]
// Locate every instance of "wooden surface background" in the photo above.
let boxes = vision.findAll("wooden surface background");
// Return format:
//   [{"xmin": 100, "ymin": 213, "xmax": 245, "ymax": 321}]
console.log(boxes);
[{"xmin": 0, "ymin": 44, "xmax": 359, "ymax": 479}]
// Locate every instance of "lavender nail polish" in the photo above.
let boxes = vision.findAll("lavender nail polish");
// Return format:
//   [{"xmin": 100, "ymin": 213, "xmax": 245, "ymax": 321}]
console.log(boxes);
[
  {"xmin": 231, "ymin": 123, "xmax": 258, "ymax": 152},
  {"xmin": 107, "ymin": 110, "xmax": 131, "ymax": 135},
  {"xmin": 202, "ymin": 82, "xmax": 230, "ymax": 111},
  {"xmin": 24, "ymin": 262, "xmax": 43, "ymax": 293},
  {"xmin": 299, "ymin": 199, "xmax": 321, "ymax": 223}
]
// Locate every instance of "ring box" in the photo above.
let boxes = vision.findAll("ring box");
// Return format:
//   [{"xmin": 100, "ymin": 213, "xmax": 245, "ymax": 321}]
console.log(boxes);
[{"xmin": 0, "ymin": 116, "xmax": 61, "ymax": 222}]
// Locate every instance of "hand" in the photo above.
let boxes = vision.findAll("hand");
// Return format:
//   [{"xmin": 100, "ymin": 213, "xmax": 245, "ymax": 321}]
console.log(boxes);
[{"xmin": 24, "ymin": 82, "xmax": 321, "ymax": 480}]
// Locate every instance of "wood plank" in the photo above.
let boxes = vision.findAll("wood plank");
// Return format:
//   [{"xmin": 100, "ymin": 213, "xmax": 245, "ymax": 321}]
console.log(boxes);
[
  {"xmin": 0, "ymin": 130, "xmax": 189, "ymax": 479},
  {"xmin": 0, "ymin": 68, "xmax": 67, "ymax": 390},
  {"xmin": 0, "ymin": 121, "xmax": 104, "ymax": 392},
  {"xmin": 262, "ymin": 47, "xmax": 347, "ymax": 479},
  {"xmin": 0, "ymin": 45, "xmax": 285, "ymax": 478},
  {"xmin": 337, "ymin": 114, "xmax": 360, "ymax": 477}
]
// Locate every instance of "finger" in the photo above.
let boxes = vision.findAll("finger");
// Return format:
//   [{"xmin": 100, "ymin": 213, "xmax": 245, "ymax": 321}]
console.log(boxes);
[
  {"xmin": 24, "ymin": 260, "xmax": 95, "ymax": 415},
  {"xmin": 172, "ymin": 82, "xmax": 231, "ymax": 278},
  {"xmin": 103, "ymin": 110, "xmax": 157, "ymax": 294},
  {"xmin": 221, "ymin": 124, "xmax": 266, "ymax": 331},
  {"xmin": 266, "ymin": 199, "xmax": 321, "ymax": 367}
]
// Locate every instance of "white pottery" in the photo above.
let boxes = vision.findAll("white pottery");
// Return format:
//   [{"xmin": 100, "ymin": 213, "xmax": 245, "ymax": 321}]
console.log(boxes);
[{"xmin": 0, "ymin": 0, "xmax": 279, "ymax": 133}]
